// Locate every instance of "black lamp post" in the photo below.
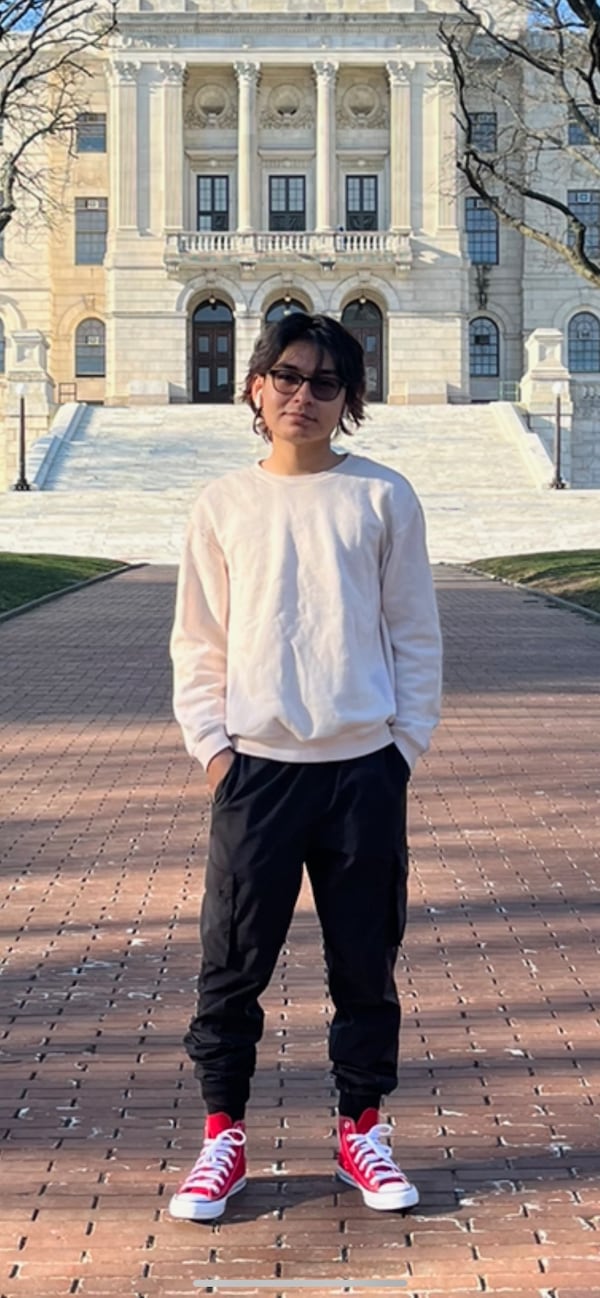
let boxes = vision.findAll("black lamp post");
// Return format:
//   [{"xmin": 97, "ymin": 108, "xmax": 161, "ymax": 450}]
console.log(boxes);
[
  {"xmin": 13, "ymin": 385, "xmax": 31, "ymax": 492},
  {"xmin": 550, "ymin": 381, "xmax": 566, "ymax": 490}
]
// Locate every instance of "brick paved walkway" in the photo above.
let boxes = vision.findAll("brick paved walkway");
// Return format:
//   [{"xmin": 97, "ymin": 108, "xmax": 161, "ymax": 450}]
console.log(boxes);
[{"xmin": 1, "ymin": 565, "xmax": 599, "ymax": 1298}]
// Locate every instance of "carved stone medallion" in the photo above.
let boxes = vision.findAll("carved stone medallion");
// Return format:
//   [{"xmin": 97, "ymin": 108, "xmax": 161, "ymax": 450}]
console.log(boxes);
[
  {"xmin": 185, "ymin": 82, "xmax": 237, "ymax": 128},
  {"xmin": 260, "ymin": 84, "xmax": 313, "ymax": 129},
  {"xmin": 338, "ymin": 82, "xmax": 387, "ymax": 129}
]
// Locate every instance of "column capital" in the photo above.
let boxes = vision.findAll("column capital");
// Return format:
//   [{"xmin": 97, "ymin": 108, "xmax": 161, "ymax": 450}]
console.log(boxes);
[
  {"xmin": 385, "ymin": 60, "xmax": 414, "ymax": 88},
  {"xmin": 313, "ymin": 60, "xmax": 339, "ymax": 85},
  {"xmin": 109, "ymin": 59, "xmax": 141, "ymax": 85},
  {"xmin": 428, "ymin": 61, "xmax": 454, "ymax": 88},
  {"xmin": 234, "ymin": 61, "xmax": 261, "ymax": 87},
  {"xmin": 156, "ymin": 60, "xmax": 186, "ymax": 87}
]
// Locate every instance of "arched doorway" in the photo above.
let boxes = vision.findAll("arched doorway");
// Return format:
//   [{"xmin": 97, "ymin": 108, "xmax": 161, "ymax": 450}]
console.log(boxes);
[
  {"xmin": 192, "ymin": 299, "xmax": 234, "ymax": 403},
  {"xmin": 341, "ymin": 300, "xmax": 383, "ymax": 401},
  {"xmin": 265, "ymin": 298, "xmax": 307, "ymax": 323}
]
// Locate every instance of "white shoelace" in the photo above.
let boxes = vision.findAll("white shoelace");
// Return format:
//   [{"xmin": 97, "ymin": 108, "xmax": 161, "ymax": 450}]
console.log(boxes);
[
  {"xmin": 181, "ymin": 1127, "xmax": 246, "ymax": 1195},
  {"xmin": 346, "ymin": 1122, "xmax": 408, "ymax": 1186}
]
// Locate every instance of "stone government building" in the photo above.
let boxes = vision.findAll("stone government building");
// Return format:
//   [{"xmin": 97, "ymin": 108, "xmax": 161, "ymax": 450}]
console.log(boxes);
[{"xmin": 1, "ymin": 0, "xmax": 600, "ymax": 473}]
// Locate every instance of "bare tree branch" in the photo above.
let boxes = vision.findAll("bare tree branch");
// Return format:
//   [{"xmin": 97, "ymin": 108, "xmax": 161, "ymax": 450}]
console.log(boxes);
[
  {"xmin": 0, "ymin": 0, "xmax": 117, "ymax": 234},
  {"xmin": 439, "ymin": 0, "xmax": 600, "ymax": 286}
]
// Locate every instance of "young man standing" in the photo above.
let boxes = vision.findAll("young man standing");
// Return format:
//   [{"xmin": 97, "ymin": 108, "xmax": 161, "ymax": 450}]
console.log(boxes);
[{"xmin": 169, "ymin": 312, "xmax": 442, "ymax": 1222}]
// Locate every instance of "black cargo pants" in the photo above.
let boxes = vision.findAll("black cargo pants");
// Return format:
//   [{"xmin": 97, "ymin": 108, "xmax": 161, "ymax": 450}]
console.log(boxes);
[{"xmin": 184, "ymin": 743, "xmax": 410, "ymax": 1114}]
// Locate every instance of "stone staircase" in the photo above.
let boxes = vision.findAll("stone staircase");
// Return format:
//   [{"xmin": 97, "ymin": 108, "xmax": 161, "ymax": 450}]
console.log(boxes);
[
  {"xmin": 1, "ymin": 401, "xmax": 598, "ymax": 565},
  {"xmin": 41, "ymin": 401, "xmax": 540, "ymax": 498}
]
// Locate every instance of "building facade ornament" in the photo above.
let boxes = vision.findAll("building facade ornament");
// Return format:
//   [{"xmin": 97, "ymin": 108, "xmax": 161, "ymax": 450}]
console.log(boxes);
[
  {"xmin": 428, "ymin": 62, "xmax": 454, "ymax": 87},
  {"xmin": 157, "ymin": 61, "xmax": 186, "ymax": 87},
  {"xmin": 337, "ymin": 82, "xmax": 387, "ymax": 130},
  {"xmin": 385, "ymin": 61, "xmax": 414, "ymax": 89},
  {"xmin": 110, "ymin": 59, "xmax": 141, "ymax": 84},
  {"xmin": 259, "ymin": 84, "xmax": 313, "ymax": 129},
  {"xmin": 234, "ymin": 61, "xmax": 261, "ymax": 88},
  {"xmin": 185, "ymin": 82, "xmax": 237, "ymax": 129},
  {"xmin": 119, "ymin": 33, "xmax": 178, "ymax": 49},
  {"xmin": 312, "ymin": 60, "xmax": 339, "ymax": 87}
]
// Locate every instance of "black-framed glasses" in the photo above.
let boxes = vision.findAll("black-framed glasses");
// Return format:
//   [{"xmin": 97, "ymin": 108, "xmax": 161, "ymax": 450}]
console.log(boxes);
[{"xmin": 268, "ymin": 367, "xmax": 344, "ymax": 401}]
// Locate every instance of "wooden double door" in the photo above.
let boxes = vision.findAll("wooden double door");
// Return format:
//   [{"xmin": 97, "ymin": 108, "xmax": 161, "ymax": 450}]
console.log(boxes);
[
  {"xmin": 192, "ymin": 300, "xmax": 234, "ymax": 403},
  {"xmin": 341, "ymin": 300, "xmax": 383, "ymax": 402}
]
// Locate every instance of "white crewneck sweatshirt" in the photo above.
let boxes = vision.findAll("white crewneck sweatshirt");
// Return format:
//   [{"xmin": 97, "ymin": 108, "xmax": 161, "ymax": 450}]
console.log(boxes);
[{"xmin": 170, "ymin": 452, "xmax": 442, "ymax": 773}]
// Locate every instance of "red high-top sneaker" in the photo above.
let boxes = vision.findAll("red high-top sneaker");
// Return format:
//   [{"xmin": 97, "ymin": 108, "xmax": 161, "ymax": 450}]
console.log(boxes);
[
  {"xmin": 337, "ymin": 1108, "xmax": 419, "ymax": 1211},
  {"xmin": 169, "ymin": 1112, "xmax": 247, "ymax": 1221}
]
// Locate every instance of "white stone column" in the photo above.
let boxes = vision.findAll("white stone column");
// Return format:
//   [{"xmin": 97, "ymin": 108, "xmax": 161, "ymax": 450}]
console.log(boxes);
[
  {"xmin": 109, "ymin": 60, "xmax": 140, "ymax": 229},
  {"xmin": 234, "ymin": 62, "xmax": 260, "ymax": 232},
  {"xmin": 386, "ymin": 61, "xmax": 413, "ymax": 231},
  {"xmin": 431, "ymin": 63, "xmax": 458, "ymax": 230},
  {"xmin": 313, "ymin": 61, "xmax": 338, "ymax": 231},
  {"xmin": 159, "ymin": 62, "xmax": 185, "ymax": 231}
]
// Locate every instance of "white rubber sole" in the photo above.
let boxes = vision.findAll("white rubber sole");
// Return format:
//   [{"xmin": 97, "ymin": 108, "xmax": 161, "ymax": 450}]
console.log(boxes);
[
  {"xmin": 336, "ymin": 1167, "xmax": 419, "ymax": 1211},
  {"xmin": 169, "ymin": 1175, "xmax": 247, "ymax": 1221}
]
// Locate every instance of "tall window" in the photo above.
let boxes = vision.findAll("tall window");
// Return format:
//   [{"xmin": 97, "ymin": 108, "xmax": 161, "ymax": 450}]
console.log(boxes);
[
  {"xmin": 466, "ymin": 197, "xmax": 499, "ymax": 264},
  {"xmin": 0, "ymin": 319, "xmax": 5, "ymax": 374},
  {"xmin": 75, "ymin": 198, "xmax": 108, "ymax": 264},
  {"xmin": 76, "ymin": 113, "xmax": 107, "ymax": 153},
  {"xmin": 269, "ymin": 176, "xmax": 305, "ymax": 231},
  {"xmin": 568, "ymin": 105, "xmax": 599, "ymax": 146},
  {"xmin": 568, "ymin": 312, "xmax": 600, "ymax": 372},
  {"xmin": 471, "ymin": 112, "xmax": 497, "ymax": 153},
  {"xmin": 567, "ymin": 190, "xmax": 600, "ymax": 256},
  {"xmin": 346, "ymin": 175, "xmax": 378, "ymax": 230},
  {"xmin": 469, "ymin": 317, "xmax": 499, "ymax": 377},
  {"xmin": 197, "ymin": 176, "xmax": 229, "ymax": 231},
  {"xmin": 75, "ymin": 318, "xmax": 105, "ymax": 377}
]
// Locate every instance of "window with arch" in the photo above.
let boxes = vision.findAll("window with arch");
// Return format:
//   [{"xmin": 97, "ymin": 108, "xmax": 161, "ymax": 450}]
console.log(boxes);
[
  {"xmin": 0, "ymin": 319, "xmax": 5, "ymax": 374},
  {"xmin": 568, "ymin": 311, "xmax": 600, "ymax": 372},
  {"xmin": 265, "ymin": 298, "xmax": 307, "ymax": 324},
  {"xmin": 75, "ymin": 318, "xmax": 106, "ymax": 377},
  {"xmin": 193, "ymin": 299, "xmax": 233, "ymax": 324},
  {"xmin": 341, "ymin": 299, "xmax": 382, "ymax": 327},
  {"xmin": 469, "ymin": 317, "xmax": 499, "ymax": 377}
]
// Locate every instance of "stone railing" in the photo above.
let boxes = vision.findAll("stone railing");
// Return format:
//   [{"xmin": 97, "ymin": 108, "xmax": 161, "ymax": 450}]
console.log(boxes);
[{"xmin": 164, "ymin": 229, "xmax": 412, "ymax": 268}]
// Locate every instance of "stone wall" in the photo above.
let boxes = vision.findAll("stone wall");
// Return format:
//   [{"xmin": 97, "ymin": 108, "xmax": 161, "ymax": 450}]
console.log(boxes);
[{"xmin": 570, "ymin": 381, "xmax": 600, "ymax": 489}]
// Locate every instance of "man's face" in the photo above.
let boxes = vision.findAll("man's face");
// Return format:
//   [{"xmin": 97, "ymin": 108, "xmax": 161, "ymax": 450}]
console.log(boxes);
[{"xmin": 251, "ymin": 341, "xmax": 347, "ymax": 448}]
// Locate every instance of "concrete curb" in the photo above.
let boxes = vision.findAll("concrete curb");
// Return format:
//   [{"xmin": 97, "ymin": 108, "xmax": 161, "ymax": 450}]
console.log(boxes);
[
  {"xmin": 0, "ymin": 562, "xmax": 143, "ymax": 624},
  {"xmin": 452, "ymin": 560, "xmax": 600, "ymax": 623}
]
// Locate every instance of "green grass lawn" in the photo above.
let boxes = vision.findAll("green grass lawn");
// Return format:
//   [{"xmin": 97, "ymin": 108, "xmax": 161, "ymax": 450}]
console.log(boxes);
[
  {"xmin": 0, "ymin": 554, "xmax": 126, "ymax": 614},
  {"xmin": 469, "ymin": 550, "xmax": 600, "ymax": 615}
]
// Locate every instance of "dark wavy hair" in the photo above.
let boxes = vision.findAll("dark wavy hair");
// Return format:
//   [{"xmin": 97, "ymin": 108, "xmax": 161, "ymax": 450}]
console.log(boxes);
[{"xmin": 241, "ymin": 312, "xmax": 367, "ymax": 442}]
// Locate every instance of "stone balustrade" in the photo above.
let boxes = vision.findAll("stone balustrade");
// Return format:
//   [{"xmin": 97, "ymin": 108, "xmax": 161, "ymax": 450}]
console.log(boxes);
[{"xmin": 164, "ymin": 229, "xmax": 412, "ymax": 269}]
